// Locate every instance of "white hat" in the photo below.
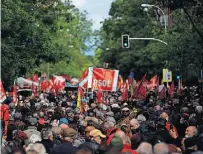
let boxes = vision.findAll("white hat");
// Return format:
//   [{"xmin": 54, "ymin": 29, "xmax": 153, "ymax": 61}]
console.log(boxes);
[
  {"xmin": 122, "ymin": 107, "xmax": 130, "ymax": 111},
  {"xmin": 123, "ymin": 103, "xmax": 128, "ymax": 106},
  {"xmin": 111, "ymin": 104, "xmax": 120, "ymax": 108}
]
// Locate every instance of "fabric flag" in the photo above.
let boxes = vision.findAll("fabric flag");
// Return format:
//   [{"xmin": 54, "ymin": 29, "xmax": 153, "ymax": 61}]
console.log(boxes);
[
  {"xmin": 158, "ymin": 85, "xmax": 166, "ymax": 100},
  {"xmin": 117, "ymin": 75, "xmax": 124, "ymax": 90},
  {"xmin": 130, "ymin": 79, "xmax": 136, "ymax": 97},
  {"xmin": 155, "ymin": 77, "xmax": 160, "ymax": 95},
  {"xmin": 13, "ymin": 81, "xmax": 17, "ymax": 104},
  {"xmin": 79, "ymin": 69, "xmax": 88, "ymax": 82},
  {"xmin": 169, "ymin": 81, "xmax": 175, "ymax": 98},
  {"xmin": 52, "ymin": 75, "xmax": 66, "ymax": 91},
  {"xmin": 133, "ymin": 74, "xmax": 147, "ymax": 100},
  {"xmin": 27, "ymin": 77, "xmax": 32, "ymax": 81},
  {"xmin": 32, "ymin": 74, "xmax": 38, "ymax": 82},
  {"xmin": 122, "ymin": 81, "xmax": 128, "ymax": 101},
  {"xmin": 0, "ymin": 80, "xmax": 7, "ymax": 103},
  {"xmin": 178, "ymin": 78, "xmax": 183, "ymax": 95},
  {"xmin": 128, "ymin": 72, "xmax": 134, "ymax": 85},
  {"xmin": 96, "ymin": 91, "xmax": 103, "ymax": 103},
  {"xmin": 147, "ymin": 75, "xmax": 158, "ymax": 91},
  {"xmin": 31, "ymin": 83, "xmax": 37, "ymax": 96},
  {"xmin": 77, "ymin": 87, "xmax": 84, "ymax": 112}
]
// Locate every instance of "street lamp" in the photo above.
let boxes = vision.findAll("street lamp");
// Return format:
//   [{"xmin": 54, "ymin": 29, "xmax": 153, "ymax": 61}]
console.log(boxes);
[{"xmin": 141, "ymin": 4, "xmax": 167, "ymax": 33}]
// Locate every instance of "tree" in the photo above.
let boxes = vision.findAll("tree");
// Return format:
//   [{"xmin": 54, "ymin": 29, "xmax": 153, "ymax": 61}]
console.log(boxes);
[{"xmin": 98, "ymin": 0, "xmax": 203, "ymax": 83}]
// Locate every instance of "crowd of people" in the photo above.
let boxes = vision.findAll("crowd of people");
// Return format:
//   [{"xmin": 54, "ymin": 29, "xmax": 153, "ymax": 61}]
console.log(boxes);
[{"xmin": 0, "ymin": 85, "xmax": 203, "ymax": 154}]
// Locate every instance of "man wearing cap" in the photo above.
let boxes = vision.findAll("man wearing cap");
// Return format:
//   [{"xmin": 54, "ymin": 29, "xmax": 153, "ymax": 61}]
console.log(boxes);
[
  {"xmin": 51, "ymin": 127, "xmax": 78, "ymax": 154},
  {"xmin": 89, "ymin": 129, "xmax": 106, "ymax": 145}
]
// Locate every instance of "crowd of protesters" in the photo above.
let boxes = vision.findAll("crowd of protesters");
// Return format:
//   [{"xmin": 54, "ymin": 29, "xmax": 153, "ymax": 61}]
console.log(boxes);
[{"xmin": 0, "ymin": 85, "xmax": 203, "ymax": 154}]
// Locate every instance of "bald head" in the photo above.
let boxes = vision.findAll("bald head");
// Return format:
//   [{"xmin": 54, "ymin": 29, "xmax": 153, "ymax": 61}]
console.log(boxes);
[
  {"xmin": 130, "ymin": 119, "xmax": 140, "ymax": 129},
  {"xmin": 154, "ymin": 143, "xmax": 169, "ymax": 154},
  {"xmin": 137, "ymin": 142, "xmax": 152, "ymax": 154},
  {"xmin": 161, "ymin": 112, "xmax": 168, "ymax": 121},
  {"xmin": 185, "ymin": 126, "xmax": 198, "ymax": 138}
]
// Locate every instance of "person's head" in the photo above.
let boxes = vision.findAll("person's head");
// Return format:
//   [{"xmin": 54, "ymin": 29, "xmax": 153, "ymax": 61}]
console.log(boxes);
[
  {"xmin": 137, "ymin": 142, "xmax": 153, "ymax": 154},
  {"xmin": 28, "ymin": 118, "xmax": 38, "ymax": 127},
  {"xmin": 153, "ymin": 143, "xmax": 169, "ymax": 154},
  {"xmin": 89, "ymin": 129, "xmax": 106, "ymax": 144},
  {"xmin": 26, "ymin": 143, "xmax": 46, "ymax": 154},
  {"xmin": 110, "ymin": 136, "xmax": 123, "ymax": 151},
  {"xmin": 85, "ymin": 126, "xmax": 95, "ymax": 137},
  {"xmin": 39, "ymin": 112, "xmax": 44, "ymax": 118},
  {"xmin": 185, "ymin": 126, "xmax": 198, "ymax": 138},
  {"xmin": 137, "ymin": 114, "xmax": 146, "ymax": 123},
  {"xmin": 120, "ymin": 124, "xmax": 132, "ymax": 137},
  {"xmin": 62, "ymin": 127, "xmax": 76, "ymax": 143},
  {"xmin": 130, "ymin": 119, "xmax": 140, "ymax": 130},
  {"xmin": 41, "ymin": 127, "xmax": 53, "ymax": 141},
  {"xmin": 160, "ymin": 112, "xmax": 169, "ymax": 121},
  {"xmin": 52, "ymin": 126, "xmax": 62, "ymax": 138},
  {"xmin": 122, "ymin": 107, "xmax": 130, "ymax": 117},
  {"xmin": 115, "ymin": 130, "xmax": 131, "ymax": 145}
]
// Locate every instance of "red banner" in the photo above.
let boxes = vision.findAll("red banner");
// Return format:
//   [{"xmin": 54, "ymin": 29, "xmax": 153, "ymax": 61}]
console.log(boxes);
[
  {"xmin": 87, "ymin": 67, "xmax": 119, "ymax": 91},
  {"xmin": 0, "ymin": 80, "xmax": 6, "ymax": 103}
]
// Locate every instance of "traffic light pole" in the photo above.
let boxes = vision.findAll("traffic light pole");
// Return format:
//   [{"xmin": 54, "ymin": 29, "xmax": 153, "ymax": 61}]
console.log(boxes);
[{"xmin": 129, "ymin": 37, "xmax": 168, "ymax": 45}]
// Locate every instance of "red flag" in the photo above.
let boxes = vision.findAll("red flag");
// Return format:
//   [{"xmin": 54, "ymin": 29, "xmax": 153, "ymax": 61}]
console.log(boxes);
[
  {"xmin": 147, "ymin": 75, "xmax": 158, "ymax": 91},
  {"xmin": 169, "ymin": 81, "xmax": 175, "ymax": 98},
  {"xmin": 27, "ymin": 77, "xmax": 32, "ymax": 81},
  {"xmin": 178, "ymin": 78, "xmax": 183, "ymax": 95},
  {"xmin": 52, "ymin": 75, "xmax": 66, "ymax": 91},
  {"xmin": 79, "ymin": 69, "xmax": 88, "ymax": 81},
  {"xmin": 122, "ymin": 82, "xmax": 128, "ymax": 101},
  {"xmin": 96, "ymin": 91, "xmax": 103, "ymax": 103},
  {"xmin": 133, "ymin": 74, "xmax": 147, "ymax": 100},
  {"xmin": 158, "ymin": 85, "xmax": 166, "ymax": 99},
  {"xmin": 78, "ymin": 86, "xmax": 85, "ymax": 98},
  {"xmin": 0, "ymin": 80, "xmax": 6, "ymax": 103},
  {"xmin": 31, "ymin": 83, "xmax": 36, "ymax": 96},
  {"xmin": 117, "ymin": 75, "xmax": 124, "ymax": 90},
  {"xmin": 32, "ymin": 74, "xmax": 38, "ymax": 82},
  {"xmin": 13, "ymin": 82, "xmax": 17, "ymax": 104}
]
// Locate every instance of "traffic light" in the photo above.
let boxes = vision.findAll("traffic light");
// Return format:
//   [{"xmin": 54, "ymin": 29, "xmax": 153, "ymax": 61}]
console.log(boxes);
[{"xmin": 122, "ymin": 34, "xmax": 130, "ymax": 48}]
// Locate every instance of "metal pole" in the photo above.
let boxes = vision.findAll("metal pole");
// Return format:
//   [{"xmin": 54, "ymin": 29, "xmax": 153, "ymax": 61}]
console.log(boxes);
[
  {"xmin": 47, "ymin": 63, "xmax": 50, "ymax": 78},
  {"xmin": 129, "ymin": 37, "xmax": 168, "ymax": 45},
  {"xmin": 151, "ymin": 5, "xmax": 167, "ymax": 33}
]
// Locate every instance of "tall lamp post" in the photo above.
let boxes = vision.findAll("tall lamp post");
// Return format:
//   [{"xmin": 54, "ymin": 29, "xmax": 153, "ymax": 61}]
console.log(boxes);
[{"xmin": 141, "ymin": 4, "xmax": 167, "ymax": 33}]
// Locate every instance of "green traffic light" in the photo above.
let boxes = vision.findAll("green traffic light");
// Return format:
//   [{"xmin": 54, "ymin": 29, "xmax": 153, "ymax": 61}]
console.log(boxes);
[{"xmin": 124, "ymin": 43, "xmax": 128, "ymax": 47}]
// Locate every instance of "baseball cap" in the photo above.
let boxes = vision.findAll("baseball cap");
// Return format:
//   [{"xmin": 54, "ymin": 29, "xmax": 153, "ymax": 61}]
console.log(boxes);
[
  {"xmin": 89, "ymin": 129, "xmax": 106, "ymax": 138},
  {"xmin": 122, "ymin": 107, "xmax": 130, "ymax": 111},
  {"xmin": 59, "ymin": 118, "xmax": 69, "ymax": 125}
]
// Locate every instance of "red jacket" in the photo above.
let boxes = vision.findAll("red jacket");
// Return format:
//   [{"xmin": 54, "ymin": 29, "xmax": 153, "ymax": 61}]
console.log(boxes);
[{"xmin": 0, "ymin": 104, "xmax": 9, "ymax": 134}]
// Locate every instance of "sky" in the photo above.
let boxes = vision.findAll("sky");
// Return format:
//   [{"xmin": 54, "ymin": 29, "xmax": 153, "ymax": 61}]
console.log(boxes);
[{"xmin": 71, "ymin": 0, "xmax": 114, "ymax": 30}]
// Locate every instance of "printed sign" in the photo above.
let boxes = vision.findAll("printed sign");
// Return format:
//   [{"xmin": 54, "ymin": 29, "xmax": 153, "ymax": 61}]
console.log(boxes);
[{"xmin": 87, "ymin": 67, "xmax": 119, "ymax": 91}]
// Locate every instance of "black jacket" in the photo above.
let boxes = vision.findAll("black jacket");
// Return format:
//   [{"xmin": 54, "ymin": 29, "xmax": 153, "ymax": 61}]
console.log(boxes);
[{"xmin": 51, "ymin": 141, "xmax": 77, "ymax": 154}]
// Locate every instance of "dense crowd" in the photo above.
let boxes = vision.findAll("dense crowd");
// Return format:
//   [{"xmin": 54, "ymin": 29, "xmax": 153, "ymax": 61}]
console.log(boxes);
[{"xmin": 0, "ymin": 86, "xmax": 203, "ymax": 154}]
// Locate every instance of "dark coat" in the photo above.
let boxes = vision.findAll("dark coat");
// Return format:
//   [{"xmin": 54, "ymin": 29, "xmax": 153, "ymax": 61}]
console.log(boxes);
[
  {"xmin": 40, "ymin": 139, "xmax": 54, "ymax": 154},
  {"xmin": 51, "ymin": 141, "xmax": 77, "ymax": 154}
]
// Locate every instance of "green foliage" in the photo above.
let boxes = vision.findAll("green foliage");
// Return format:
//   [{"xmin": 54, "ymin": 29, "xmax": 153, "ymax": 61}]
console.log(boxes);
[
  {"xmin": 1, "ymin": 0, "xmax": 94, "ymax": 86},
  {"xmin": 98, "ymin": 0, "xmax": 203, "ymax": 83}
]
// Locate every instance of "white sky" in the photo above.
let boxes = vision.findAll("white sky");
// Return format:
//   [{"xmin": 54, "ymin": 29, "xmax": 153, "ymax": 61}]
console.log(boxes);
[{"xmin": 72, "ymin": 0, "xmax": 114, "ymax": 30}]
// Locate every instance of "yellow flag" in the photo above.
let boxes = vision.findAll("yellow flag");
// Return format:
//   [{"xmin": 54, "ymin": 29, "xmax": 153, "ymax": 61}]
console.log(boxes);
[{"xmin": 77, "ymin": 91, "xmax": 81, "ymax": 109}]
